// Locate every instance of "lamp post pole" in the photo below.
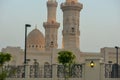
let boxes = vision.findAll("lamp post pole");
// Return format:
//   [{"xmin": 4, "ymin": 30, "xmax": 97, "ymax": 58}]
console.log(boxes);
[
  {"xmin": 24, "ymin": 24, "xmax": 31, "ymax": 78},
  {"xmin": 115, "ymin": 46, "xmax": 119, "ymax": 78},
  {"xmin": 24, "ymin": 24, "xmax": 31, "ymax": 64}
]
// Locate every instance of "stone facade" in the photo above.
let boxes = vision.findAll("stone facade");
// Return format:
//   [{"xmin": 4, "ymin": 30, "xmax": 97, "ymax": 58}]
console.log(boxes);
[{"xmin": 101, "ymin": 47, "xmax": 120, "ymax": 64}]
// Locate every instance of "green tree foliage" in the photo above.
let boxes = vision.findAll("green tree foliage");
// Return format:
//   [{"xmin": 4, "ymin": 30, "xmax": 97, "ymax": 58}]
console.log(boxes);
[
  {"xmin": 58, "ymin": 51, "xmax": 76, "ymax": 66},
  {"xmin": 0, "ymin": 71, "xmax": 7, "ymax": 80},
  {"xmin": 0, "ymin": 52, "xmax": 11, "ymax": 66},
  {"xmin": 0, "ymin": 52, "xmax": 12, "ymax": 80},
  {"xmin": 58, "ymin": 51, "xmax": 76, "ymax": 79}
]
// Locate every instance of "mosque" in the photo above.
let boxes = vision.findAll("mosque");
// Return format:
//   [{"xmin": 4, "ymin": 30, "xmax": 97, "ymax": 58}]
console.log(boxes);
[
  {"xmin": 1, "ymin": 0, "xmax": 120, "ymax": 68},
  {"xmin": 1, "ymin": 0, "xmax": 120, "ymax": 79}
]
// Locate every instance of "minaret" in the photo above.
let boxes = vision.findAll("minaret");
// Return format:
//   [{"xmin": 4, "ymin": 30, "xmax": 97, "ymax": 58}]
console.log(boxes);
[
  {"xmin": 43, "ymin": 0, "xmax": 60, "ymax": 51},
  {"xmin": 61, "ymin": 0, "xmax": 83, "ymax": 49}
]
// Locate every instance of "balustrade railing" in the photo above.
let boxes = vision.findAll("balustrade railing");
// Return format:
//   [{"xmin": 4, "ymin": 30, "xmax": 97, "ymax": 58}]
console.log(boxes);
[
  {"xmin": 105, "ymin": 64, "xmax": 112, "ymax": 78},
  {"xmin": 105, "ymin": 63, "xmax": 120, "ymax": 78},
  {"xmin": 3, "ymin": 64, "xmax": 83, "ymax": 78},
  {"xmin": 57, "ymin": 64, "xmax": 82, "ymax": 78}
]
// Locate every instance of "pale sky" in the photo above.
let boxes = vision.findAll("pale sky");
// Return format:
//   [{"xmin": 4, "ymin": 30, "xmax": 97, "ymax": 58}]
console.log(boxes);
[{"xmin": 0, "ymin": 0, "xmax": 120, "ymax": 52}]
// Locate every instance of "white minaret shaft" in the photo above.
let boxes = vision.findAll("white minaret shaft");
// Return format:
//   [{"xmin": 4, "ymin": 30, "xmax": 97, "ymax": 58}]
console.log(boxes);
[
  {"xmin": 61, "ymin": 0, "xmax": 83, "ymax": 49},
  {"xmin": 47, "ymin": 0, "xmax": 57, "ymax": 22},
  {"xmin": 43, "ymin": 0, "xmax": 60, "ymax": 51}
]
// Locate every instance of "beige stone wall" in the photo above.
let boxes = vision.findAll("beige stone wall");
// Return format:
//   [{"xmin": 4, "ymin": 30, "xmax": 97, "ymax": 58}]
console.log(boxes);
[
  {"xmin": 80, "ymin": 52, "xmax": 102, "ymax": 63},
  {"xmin": 3, "ymin": 46, "xmax": 120, "ymax": 66},
  {"xmin": 2, "ymin": 46, "xmax": 24, "ymax": 65},
  {"xmin": 101, "ymin": 47, "xmax": 120, "ymax": 64},
  {"xmin": 26, "ymin": 52, "xmax": 51, "ymax": 65},
  {"xmin": 1, "ymin": 46, "xmax": 53, "ymax": 65}
]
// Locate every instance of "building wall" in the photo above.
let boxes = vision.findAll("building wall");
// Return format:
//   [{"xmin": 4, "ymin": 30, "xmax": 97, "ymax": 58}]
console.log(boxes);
[
  {"xmin": 101, "ymin": 47, "xmax": 120, "ymax": 64},
  {"xmin": 2, "ymin": 46, "xmax": 24, "ymax": 65},
  {"xmin": 2, "ymin": 46, "xmax": 120, "ymax": 65}
]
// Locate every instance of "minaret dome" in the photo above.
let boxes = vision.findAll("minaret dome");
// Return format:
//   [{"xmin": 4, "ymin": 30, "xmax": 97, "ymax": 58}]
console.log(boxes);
[
  {"xmin": 27, "ymin": 28, "xmax": 45, "ymax": 51},
  {"xmin": 66, "ymin": 0, "xmax": 78, "ymax": 3},
  {"xmin": 48, "ymin": 0, "xmax": 56, "ymax": 1}
]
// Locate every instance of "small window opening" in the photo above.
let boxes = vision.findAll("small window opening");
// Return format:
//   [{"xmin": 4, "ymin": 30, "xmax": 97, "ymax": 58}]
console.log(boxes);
[
  {"xmin": 36, "ymin": 45, "xmax": 38, "ymax": 48},
  {"xmin": 51, "ymin": 41, "xmax": 54, "ymax": 46},
  {"xmin": 71, "ymin": 1, "xmax": 75, "ymax": 4},
  {"xmin": 32, "ymin": 45, "xmax": 34, "ymax": 48},
  {"xmin": 51, "ymin": 20, "xmax": 54, "ymax": 24},
  {"xmin": 72, "ymin": 27, "xmax": 74, "ymax": 32}
]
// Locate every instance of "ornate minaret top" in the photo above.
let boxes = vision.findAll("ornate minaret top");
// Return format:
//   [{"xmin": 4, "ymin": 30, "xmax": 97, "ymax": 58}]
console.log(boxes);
[
  {"xmin": 66, "ymin": 0, "xmax": 78, "ymax": 3},
  {"xmin": 47, "ymin": 0, "xmax": 57, "ymax": 23},
  {"xmin": 48, "ymin": 0, "xmax": 56, "ymax": 1}
]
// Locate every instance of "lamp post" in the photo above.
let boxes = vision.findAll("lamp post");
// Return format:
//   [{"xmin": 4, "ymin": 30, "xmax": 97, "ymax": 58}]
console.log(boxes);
[
  {"xmin": 24, "ymin": 24, "xmax": 31, "ymax": 64},
  {"xmin": 115, "ymin": 46, "xmax": 119, "ymax": 78},
  {"xmin": 24, "ymin": 24, "xmax": 31, "ymax": 78}
]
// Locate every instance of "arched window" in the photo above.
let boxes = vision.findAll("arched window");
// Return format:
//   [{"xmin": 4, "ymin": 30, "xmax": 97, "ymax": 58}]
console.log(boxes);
[
  {"xmin": 72, "ymin": 27, "xmax": 74, "ymax": 32},
  {"xmin": 39, "ymin": 45, "xmax": 41, "ymax": 48},
  {"xmin": 44, "ymin": 62, "xmax": 50, "ymax": 65},
  {"xmin": 51, "ymin": 41, "xmax": 53, "ymax": 46},
  {"xmin": 32, "ymin": 45, "xmax": 34, "ymax": 48},
  {"xmin": 36, "ymin": 45, "xmax": 38, "ymax": 48},
  {"xmin": 51, "ymin": 20, "xmax": 54, "ymax": 24},
  {"xmin": 71, "ymin": 1, "xmax": 75, "ymax": 4}
]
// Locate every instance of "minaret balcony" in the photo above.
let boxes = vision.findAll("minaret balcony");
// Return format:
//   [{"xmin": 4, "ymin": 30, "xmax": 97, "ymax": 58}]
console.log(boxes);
[
  {"xmin": 61, "ymin": 2, "xmax": 83, "ymax": 11},
  {"xmin": 43, "ymin": 22, "xmax": 60, "ymax": 28},
  {"xmin": 62, "ymin": 30, "xmax": 80, "ymax": 36}
]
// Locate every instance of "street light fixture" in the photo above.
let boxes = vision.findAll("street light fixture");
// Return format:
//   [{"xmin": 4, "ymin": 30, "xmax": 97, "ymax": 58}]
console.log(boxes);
[
  {"xmin": 115, "ymin": 46, "xmax": 119, "ymax": 78},
  {"xmin": 24, "ymin": 24, "xmax": 31, "ymax": 64},
  {"xmin": 90, "ymin": 61, "xmax": 95, "ymax": 68},
  {"xmin": 115, "ymin": 46, "xmax": 119, "ymax": 65}
]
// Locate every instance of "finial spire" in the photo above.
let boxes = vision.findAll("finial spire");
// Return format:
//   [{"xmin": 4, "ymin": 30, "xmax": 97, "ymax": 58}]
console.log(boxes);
[
  {"xmin": 48, "ymin": 0, "xmax": 56, "ymax": 2},
  {"xmin": 35, "ymin": 24, "xmax": 37, "ymax": 29},
  {"xmin": 66, "ymin": 0, "xmax": 78, "ymax": 3}
]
